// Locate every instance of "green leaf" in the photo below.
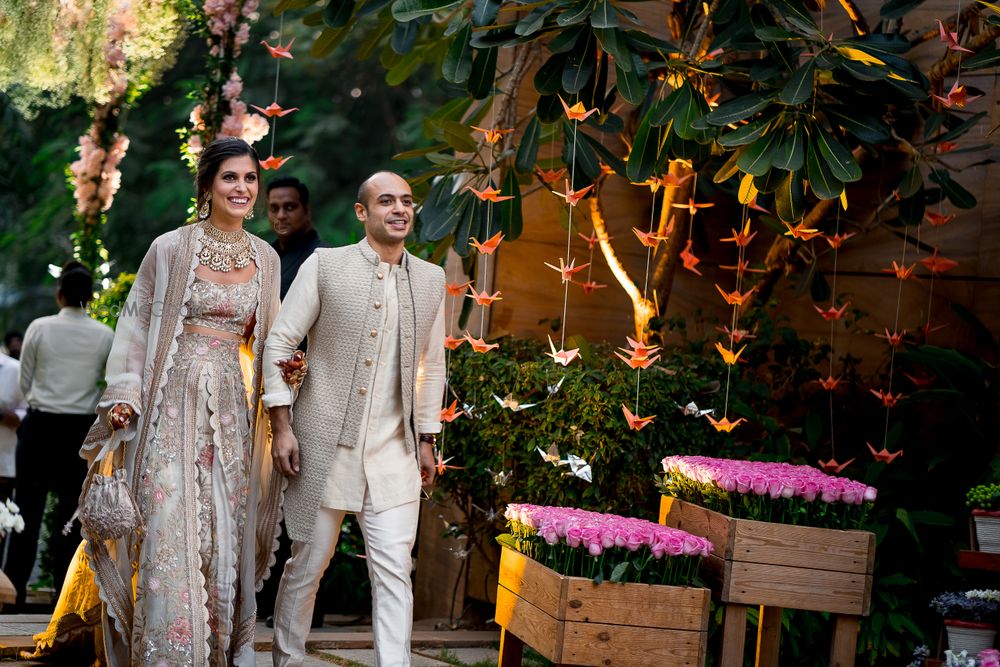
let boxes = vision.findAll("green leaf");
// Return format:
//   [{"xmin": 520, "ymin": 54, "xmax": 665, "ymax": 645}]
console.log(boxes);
[
  {"xmin": 779, "ymin": 59, "xmax": 816, "ymax": 106},
  {"xmin": 516, "ymin": 2, "xmax": 557, "ymax": 36},
  {"xmin": 880, "ymin": 0, "xmax": 926, "ymax": 19},
  {"xmin": 805, "ymin": 137, "xmax": 844, "ymax": 200},
  {"xmin": 594, "ymin": 28, "xmax": 630, "ymax": 71},
  {"xmin": 563, "ymin": 121, "xmax": 601, "ymax": 179},
  {"xmin": 393, "ymin": 143, "xmax": 450, "ymax": 160},
  {"xmin": 713, "ymin": 148, "xmax": 743, "ymax": 184},
  {"xmin": 419, "ymin": 180, "xmax": 469, "ymax": 242},
  {"xmin": 580, "ymin": 131, "xmax": 626, "ymax": 175},
  {"xmin": 534, "ymin": 53, "xmax": 567, "ymax": 95},
  {"xmin": 908, "ymin": 510, "xmax": 955, "ymax": 527},
  {"xmin": 562, "ymin": 34, "xmax": 596, "ymax": 93},
  {"xmin": 896, "ymin": 164, "xmax": 922, "ymax": 199},
  {"xmin": 592, "ymin": 570, "xmax": 605, "ymax": 584},
  {"xmin": 472, "ymin": 0, "xmax": 501, "ymax": 26},
  {"xmin": 516, "ymin": 116, "xmax": 541, "ymax": 173},
  {"xmin": 609, "ymin": 561, "xmax": 630, "ymax": 582},
  {"xmin": 897, "ymin": 184, "xmax": 925, "ymax": 225},
  {"xmin": 442, "ymin": 24, "xmax": 473, "ymax": 83},
  {"xmin": 468, "ymin": 47, "xmax": 498, "ymax": 99},
  {"xmin": 391, "ymin": 0, "xmax": 462, "ymax": 21},
  {"xmin": 390, "ymin": 19, "xmax": 419, "ymax": 54},
  {"xmin": 590, "ymin": 0, "xmax": 617, "ymax": 27},
  {"xmin": 719, "ymin": 117, "xmax": 771, "ymax": 147},
  {"xmin": 771, "ymin": 121, "xmax": 804, "ymax": 171},
  {"xmin": 496, "ymin": 169, "xmax": 524, "ymax": 240},
  {"xmin": 357, "ymin": 0, "xmax": 393, "ymax": 15},
  {"xmin": 765, "ymin": 0, "xmax": 818, "ymax": 34},
  {"xmin": 706, "ymin": 92, "xmax": 773, "ymax": 126},
  {"xmin": 649, "ymin": 83, "xmax": 692, "ymax": 127},
  {"xmin": 775, "ymin": 169, "xmax": 805, "ymax": 221},
  {"xmin": 274, "ymin": 0, "xmax": 317, "ymax": 14},
  {"xmin": 324, "ymin": 0, "xmax": 356, "ymax": 27},
  {"xmin": 356, "ymin": 14, "xmax": 395, "ymax": 59},
  {"xmin": 440, "ymin": 120, "xmax": 478, "ymax": 153},
  {"xmin": 754, "ymin": 26, "xmax": 799, "ymax": 41},
  {"xmin": 895, "ymin": 508, "xmax": 921, "ymax": 544},
  {"xmin": 813, "ymin": 129, "xmax": 862, "ymax": 182},
  {"xmin": 929, "ymin": 169, "xmax": 977, "ymax": 209},
  {"xmin": 557, "ymin": 0, "xmax": 594, "ymax": 26},
  {"xmin": 934, "ymin": 111, "xmax": 988, "ymax": 144},
  {"xmin": 311, "ymin": 26, "xmax": 350, "ymax": 58},
  {"xmin": 625, "ymin": 107, "xmax": 658, "ymax": 183},
  {"xmin": 736, "ymin": 131, "xmax": 778, "ymax": 177},
  {"xmin": 825, "ymin": 107, "xmax": 891, "ymax": 144},
  {"xmin": 549, "ymin": 25, "xmax": 586, "ymax": 53},
  {"xmin": 615, "ymin": 60, "xmax": 645, "ymax": 106}
]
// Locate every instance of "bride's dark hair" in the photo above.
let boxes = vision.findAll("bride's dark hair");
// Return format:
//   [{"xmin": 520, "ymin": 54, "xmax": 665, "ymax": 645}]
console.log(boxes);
[{"xmin": 195, "ymin": 137, "xmax": 261, "ymax": 204}]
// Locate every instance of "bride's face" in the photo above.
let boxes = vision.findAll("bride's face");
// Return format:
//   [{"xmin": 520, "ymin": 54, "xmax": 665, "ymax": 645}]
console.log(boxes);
[{"xmin": 210, "ymin": 155, "xmax": 258, "ymax": 224}]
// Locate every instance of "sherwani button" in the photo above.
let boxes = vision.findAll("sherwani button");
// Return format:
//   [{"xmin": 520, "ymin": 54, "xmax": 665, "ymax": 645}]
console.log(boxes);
[
  {"xmin": 365, "ymin": 358, "xmax": 373, "ymax": 366},
  {"xmin": 374, "ymin": 301, "xmax": 382, "ymax": 309},
  {"xmin": 359, "ymin": 387, "xmax": 368, "ymax": 395},
  {"xmin": 370, "ymin": 329, "xmax": 378, "ymax": 337},
  {"xmin": 377, "ymin": 272, "xmax": 384, "ymax": 280}
]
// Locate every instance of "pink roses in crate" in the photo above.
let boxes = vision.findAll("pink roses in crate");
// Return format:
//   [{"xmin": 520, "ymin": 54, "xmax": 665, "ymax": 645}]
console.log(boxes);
[
  {"xmin": 659, "ymin": 455, "xmax": 878, "ymax": 530},
  {"xmin": 501, "ymin": 503, "xmax": 712, "ymax": 586}
]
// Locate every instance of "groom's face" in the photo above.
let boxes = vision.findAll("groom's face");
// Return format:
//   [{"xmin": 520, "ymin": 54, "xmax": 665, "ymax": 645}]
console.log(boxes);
[{"xmin": 355, "ymin": 173, "xmax": 414, "ymax": 247}]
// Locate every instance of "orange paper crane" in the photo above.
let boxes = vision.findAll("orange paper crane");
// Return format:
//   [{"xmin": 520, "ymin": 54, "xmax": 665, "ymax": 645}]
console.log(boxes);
[
  {"xmin": 552, "ymin": 181, "xmax": 594, "ymax": 207},
  {"xmin": 576, "ymin": 279, "xmax": 608, "ymax": 295},
  {"xmin": 671, "ymin": 198, "xmax": 714, "ymax": 218},
  {"xmin": 867, "ymin": 442, "xmax": 903, "ymax": 464},
  {"xmin": 260, "ymin": 155, "xmax": 292, "ymax": 170},
  {"xmin": 680, "ymin": 239, "xmax": 702, "ymax": 275},
  {"xmin": 559, "ymin": 96, "xmax": 598, "ymax": 122},
  {"xmin": 250, "ymin": 102, "xmax": 299, "ymax": 117},
  {"xmin": 471, "ymin": 126, "xmax": 513, "ymax": 144},
  {"xmin": 814, "ymin": 302, "xmax": 850, "ymax": 321},
  {"xmin": 875, "ymin": 328, "xmax": 906, "ymax": 347},
  {"xmin": 920, "ymin": 320, "xmax": 948, "ymax": 339},
  {"xmin": 783, "ymin": 222, "xmax": 823, "ymax": 241},
  {"xmin": 464, "ymin": 334, "xmax": 499, "ymax": 353},
  {"xmin": 468, "ymin": 231, "xmax": 504, "ymax": 255},
  {"xmin": 936, "ymin": 19, "xmax": 974, "ymax": 53},
  {"xmin": 622, "ymin": 404, "xmax": 655, "ymax": 431},
  {"xmin": 446, "ymin": 280, "xmax": 473, "ymax": 297},
  {"xmin": 615, "ymin": 337, "xmax": 661, "ymax": 369},
  {"xmin": 870, "ymin": 388, "xmax": 905, "ymax": 408},
  {"xmin": 544, "ymin": 257, "xmax": 590, "ymax": 283},
  {"xmin": 818, "ymin": 457, "xmax": 855, "ymax": 473},
  {"xmin": 720, "ymin": 220, "xmax": 757, "ymax": 247},
  {"xmin": 719, "ymin": 260, "xmax": 765, "ymax": 278},
  {"xmin": 435, "ymin": 451, "xmax": 465, "ymax": 475},
  {"xmin": 466, "ymin": 184, "xmax": 513, "ymax": 203},
  {"xmin": 546, "ymin": 335, "xmax": 580, "ymax": 366},
  {"xmin": 443, "ymin": 335, "xmax": 465, "ymax": 350},
  {"xmin": 716, "ymin": 326, "xmax": 756, "ymax": 344},
  {"xmin": 824, "ymin": 232, "xmax": 856, "ymax": 249},
  {"xmin": 659, "ymin": 172, "xmax": 694, "ymax": 188},
  {"xmin": 903, "ymin": 371, "xmax": 937, "ymax": 389},
  {"xmin": 937, "ymin": 140, "xmax": 958, "ymax": 153},
  {"xmin": 537, "ymin": 168, "xmax": 567, "ymax": 185},
  {"xmin": 633, "ymin": 227, "xmax": 669, "ymax": 249},
  {"xmin": 882, "ymin": 261, "xmax": 918, "ymax": 281},
  {"xmin": 706, "ymin": 414, "xmax": 745, "ymax": 432},
  {"xmin": 715, "ymin": 284, "xmax": 756, "ymax": 306},
  {"xmin": 440, "ymin": 399, "xmax": 465, "ymax": 423},
  {"xmin": 714, "ymin": 342, "xmax": 746, "ymax": 366},
  {"xmin": 920, "ymin": 248, "xmax": 959, "ymax": 275},
  {"xmin": 261, "ymin": 38, "xmax": 295, "ymax": 59},
  {"xmin": 578, "ymin": 231, "xmax": 612, "ymax": 250},
  {"xmin": 817, "ymin": 375, "xmax": 842, "ymax": 391},
  {"xmin": 925, "ymin": 211, "xmax": 956, "ymax": 226},
  {"xmin": 466, "ymin": 288, "xmax": 503, "ymax": 306},
  {"xmin": 933, "ymin": 80, "xmax": 983, "ymax": 108}
]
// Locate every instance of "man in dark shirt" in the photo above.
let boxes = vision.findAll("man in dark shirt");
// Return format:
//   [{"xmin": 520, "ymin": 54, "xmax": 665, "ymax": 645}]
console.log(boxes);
[{"xmin": 268, "ymin": 176, "xmax": 327, "ymax": 299}]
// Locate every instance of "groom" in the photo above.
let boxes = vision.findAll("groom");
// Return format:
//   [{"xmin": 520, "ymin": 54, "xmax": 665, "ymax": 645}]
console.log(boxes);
[{"xmin": 263, "ymin": 171, "xmax": 446, "ymax": 666}]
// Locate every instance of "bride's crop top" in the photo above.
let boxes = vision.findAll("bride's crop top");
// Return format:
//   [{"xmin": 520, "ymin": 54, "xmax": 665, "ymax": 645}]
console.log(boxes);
[{"xmin": 183, "ymin": 275, "xmax": 258, "ymax": 336}]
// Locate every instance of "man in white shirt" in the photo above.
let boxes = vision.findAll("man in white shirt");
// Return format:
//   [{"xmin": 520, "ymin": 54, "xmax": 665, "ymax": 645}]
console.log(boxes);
[
  {"xmin": 0, "ymin": 351, "xmax": 26, "ymax": 502},
  {"xmin": 264, "ymin": 172, "xmax": 446, "ymax": 667},
  {"xmin": 7, "ymin": 262, "xmax": 114, "ymax": 611}
]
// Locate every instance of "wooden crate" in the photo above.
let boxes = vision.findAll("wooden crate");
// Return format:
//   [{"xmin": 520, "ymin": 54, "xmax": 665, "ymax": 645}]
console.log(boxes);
[
  {"xmin": 659, "ymin": 496, "xmax": 875, "ymax": 615},
  {"xmin": 495, "ymin": 546, "xmax": 711, "ymax": 666}
]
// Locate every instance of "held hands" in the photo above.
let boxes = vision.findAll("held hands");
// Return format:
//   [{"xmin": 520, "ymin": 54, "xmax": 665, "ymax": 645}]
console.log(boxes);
[
  {"xmin": 418, "ymin": 441, "xmax": 436, "ymax": 489},
  {"xmin": 272, "ymin": 429, "xmax": 300, "ymax": 477},
  {"xmin": 107, "ymin": 403, "xmax": 134, "ymax": 431},
  {"xmin": 275, "ymin": 351, "xmax": 308, "ymax": 387}
]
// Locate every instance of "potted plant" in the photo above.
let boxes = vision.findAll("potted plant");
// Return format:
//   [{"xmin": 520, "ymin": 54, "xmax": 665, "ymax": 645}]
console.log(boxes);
[
  {"xmin": 967, "ymin": 484, "xmax": 1000, "ymax": 553},
  {"xmin": 931, "ymin": 590, "xmax": 1000, "ymax": 655}
]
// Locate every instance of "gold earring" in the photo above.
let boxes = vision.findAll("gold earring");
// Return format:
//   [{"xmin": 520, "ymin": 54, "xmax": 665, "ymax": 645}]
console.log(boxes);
[
  {"xmin": 244, "ymin": 208, "xmax": 255, "ymax": 221},
  {"xmin": 198, "ymin": 197, "xmax": 211, "ymax": 219}
]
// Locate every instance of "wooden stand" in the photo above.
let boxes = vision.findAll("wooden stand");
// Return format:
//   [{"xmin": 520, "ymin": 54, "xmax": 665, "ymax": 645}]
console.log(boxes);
[
  {"xmin": 659, "ymin": 497, "xmax": 875, "ymax": 667},
  {"xmin": 495, "ymin": 546, "xmax": 711, "ymax": 666}
]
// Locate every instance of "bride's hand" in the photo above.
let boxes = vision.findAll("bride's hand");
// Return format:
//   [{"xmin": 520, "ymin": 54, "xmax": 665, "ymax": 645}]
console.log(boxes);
[
  {"xmin": 107, "ymin": 403, "xmax": 134, "ymax": 431},
  {"xmin": 275, "ymin": 350, "xmax": 308, "ymax": 386}
]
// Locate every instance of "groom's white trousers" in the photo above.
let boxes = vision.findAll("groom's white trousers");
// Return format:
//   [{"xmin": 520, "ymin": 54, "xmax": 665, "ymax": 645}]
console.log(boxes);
[{"xmin": 272, "ymin": 492, "xmax": 420, "ymax": 667}]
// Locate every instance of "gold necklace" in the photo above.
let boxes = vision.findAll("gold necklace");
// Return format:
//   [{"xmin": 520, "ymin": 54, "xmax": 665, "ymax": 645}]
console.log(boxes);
[{"xmin": 198, "ymin": 222, "xmax": 255, "ymax": 272}]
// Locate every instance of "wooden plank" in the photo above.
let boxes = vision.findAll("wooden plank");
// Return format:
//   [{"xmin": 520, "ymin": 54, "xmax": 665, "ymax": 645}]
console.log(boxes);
[
  {"xmin": 660, "ymin": 497, "xmax": 736, "ymax": 559},
  {"xmin": 498, "ymin": 547, "xmax": 567, "ymax": 620},
  {"xmin": 724, "ymin": 562, "xmax": 871, "ymax": 615},
  {"xmin": 732, "ymin": 520, "xmax": 874, "ymax": 574},
  {"xmin": 498, "ymin": 628, "xmax": 525, "ymax": 667},
  {"xmin": 563, "ymin": 578, "xmax": 710, "ymax": 631},
  {"xmin": 755, "ymin": 606, "xmax": 782, "ymax": 667},
  {"xmin": 495, "ymin": 585, "xmax": 564, "ymax": 663},
  {"xmin": 829, "ymin": 615, "xmax": 860, "ymax": 667},
  {"xmin": 719, "ymin": 603, "xmax": 748, "ymax": 667},
  {"xmin": 561, "ymin": 620, "xmax": 707, "ymax": 667}
]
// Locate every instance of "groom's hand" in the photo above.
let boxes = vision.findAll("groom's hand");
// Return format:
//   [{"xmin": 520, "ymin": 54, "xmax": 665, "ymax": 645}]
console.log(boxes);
[
  {"xmin": 419, "ymin": 441, "xmax": 436, "ymax": 488},
  {"xmin": 269, "ymin": 406, "xmax": 300, "ymax": 476}
]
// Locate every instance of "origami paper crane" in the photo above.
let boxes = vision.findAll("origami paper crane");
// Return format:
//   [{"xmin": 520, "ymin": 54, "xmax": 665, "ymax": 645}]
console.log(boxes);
[
  {"xmin": 818, "ymin": 457, "xmax": 855, "ymax": 474},
  {"xmin": 466, "ymin": 288, "xmax": 502, "ymax": 306},
  {"xmin": 706, "ymin": 414, "xmax": 745, "ymax": 432},
  {"xmin": 448, "ymin": 547, "xmax": 472, "ymax": 559},
  {"xmin": 932, "ymin": 80, "xmax": 983, "ymax": 108},
  {"xmin": 614, "ymin": 336, "xmax": 661, "ymax": 369},
  {"xmin": 936, "ymin": 19, "xmax": 973, "ymax": 53},
  {"xmin": 814, "ymin": 302, "xmax": 850, "ymax": 321},
  {"xmin": 720, "ymin": 220, "xmax": 757, "ymax": 247},
  {"xmin": 544, "ymin": 257, "xmax": 590, "ymax": 283},
  {"xmin": 536, "ymin": 443, "xmax": 566, "ymax": 466},
  {"xmin": 446, "ymin": 280, "xmax": 473, "ymax": 297},
  {"xmin": 680, "ymin": 239, "xmax": 702, "ymax": 275},
  {"xmin": 715, "ymin": 284, "xmax": 756, "ymax": 306},
  {"xmin": 870, "ymin": 388, "xmax": 905, "ymax": 408},
  {"xmin": 462, "ymin": 401, "xmax": 483, "ymax": 419},
  {"xmin": 671, "ymin": 198, "xmax": 714, "ymax": 218},
  {"xmin": 925, "ymin": 211, "xmax": 956, "ymax": 226},
  {"xmin": 561, "ymin": 454, "xmax": 592, "ymax": 483},
  {"xmin": 882, "ymin": 261, "xmax": 917, "ymax": 280},
  {"xmin": 546, "ymin": 335, "xmax": 580, "ymax": 366},
  {"xmin": 875, "ymin": 328, "xmax": 906, "ymax": 347},
  {"xmin": 659, "ymin": 172, "xmax": 694, "ymax": 187},
  {"xmin": 817, "ymin": 375, "xmax": 842, "ymax": 391},
  {"xmin": 867, "ymin": 442, "xmax": 903, "ymax": 464},
  {"xmin": 473, "ymin": 503, "xmax": 503, "ymax": 522},
  {"xmin": 463, "ymin": 334, "xmax": 499, "ymax": 353},
  {"xmin": 250, "ymin": 102, "xmax": 299, "ymax": 117},
  {"xmin": 552, "ymin": 181, "xmax": 594, "ymax": 207},
  {"xmin": 578, "ymin": 231, "xmax": 612, "ymax": 250},
  {"xmin": 824, "ymin": 232, "xmax": 856, "ymax": 249},
  {"xmin": 469, "ymin": 231, "xmax": 505, "ymax": 255},
  {"xmin": 435, "ymin": 451, "xmax": 464, "ymax": 475},
  {"xmin": 559, "ymin": 96, "xmax": 598, "ymax": 122},
  {"xmin": 719, "ymin": 260, "xmax": 764, "ymax": 278},
  {"xmin": 485, "ymin": 468, "xmax": 513, "ymax": 487},
  {"xmin": 494, "ymin": 393, "xmax": 538, "ymax": 412},
  {"xmin": 576, "ymin": 280, "xmax": 608, "ymax": 294},
  {"xmin": 715, "ymin": 326, "xmax": 756, "ymax": 343},
  {"xmin": 920, "ymin": 320, "xmax": 948, "ymax": 339},
  {"xmin": 903, "ymin": 371, "xmax": 936, "ymax": 389},
  {"xmin": 714, "ymin": 342, "xmax": 746, "ymax": 366},
  {"xmin": 440, "ymin": 399, "xmax": 464, "ymax": 423},
  {"xmin": 633, "ymin": 227, "xmax": 669, "ymax": 249},
  {"xmin": 920, "ymin": 248, "xmax": 958, "ymax": 275},
  {"xmin": 466, "ymin": 184, "xmax": 513, "ymax": 203},
  {"xmin": 471, "ymin": 126, "xmax": 513, "ymax": 144},
  {"xmin": 260, "ymin": 155, "xmax": 293, "ymax": 170},
  {"xmin": 622, "ymin": 404, "xmax": 655, "ymax": 431},
  {"xmin": 747, "ymin": 196, "xmax": 770, "ymax": 213},
  {"xmin": 537, "ymin": 168, "xmax": 567, "ymax": 185},
  {"xmin": 936, "ymin": 140, "xmax": 958, "ymax": 153},
  {"xmin": 443, "ymin": 335, "xmax": 465, "ymax": 350},
  {"xmin": 546, "ymin": 375, "xmax": 565, "ymax": 396},
  {"xmin": 783, "ymin": 222, "xmax": 823, "ymax": 241},
  {"xmin": 679, "ymin": 401, "xmax": 713, "ymax": 417},
  {"xmin": 599, "ymin": 161, "xmax": 615, "ymax": 176},
  {"xmin": 261, "ymin": 38, "xmax": 295, "ymax": 59}
]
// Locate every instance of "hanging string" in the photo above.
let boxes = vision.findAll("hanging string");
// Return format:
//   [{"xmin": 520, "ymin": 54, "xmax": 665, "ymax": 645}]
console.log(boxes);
[
  {"xmin": 559, "ymin": 115, "xmax": 579, "ymax": 351},
  {"xmin": 828, "ymin": 206, "xmax": 842, "ymax": 459},
  {"xmin": 882, "ymin": 226, "xmax": 909, "ymax": 447},
  {"xmin": 268, "ymin": 13, "xmax": 284, "ymax": 158}
]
